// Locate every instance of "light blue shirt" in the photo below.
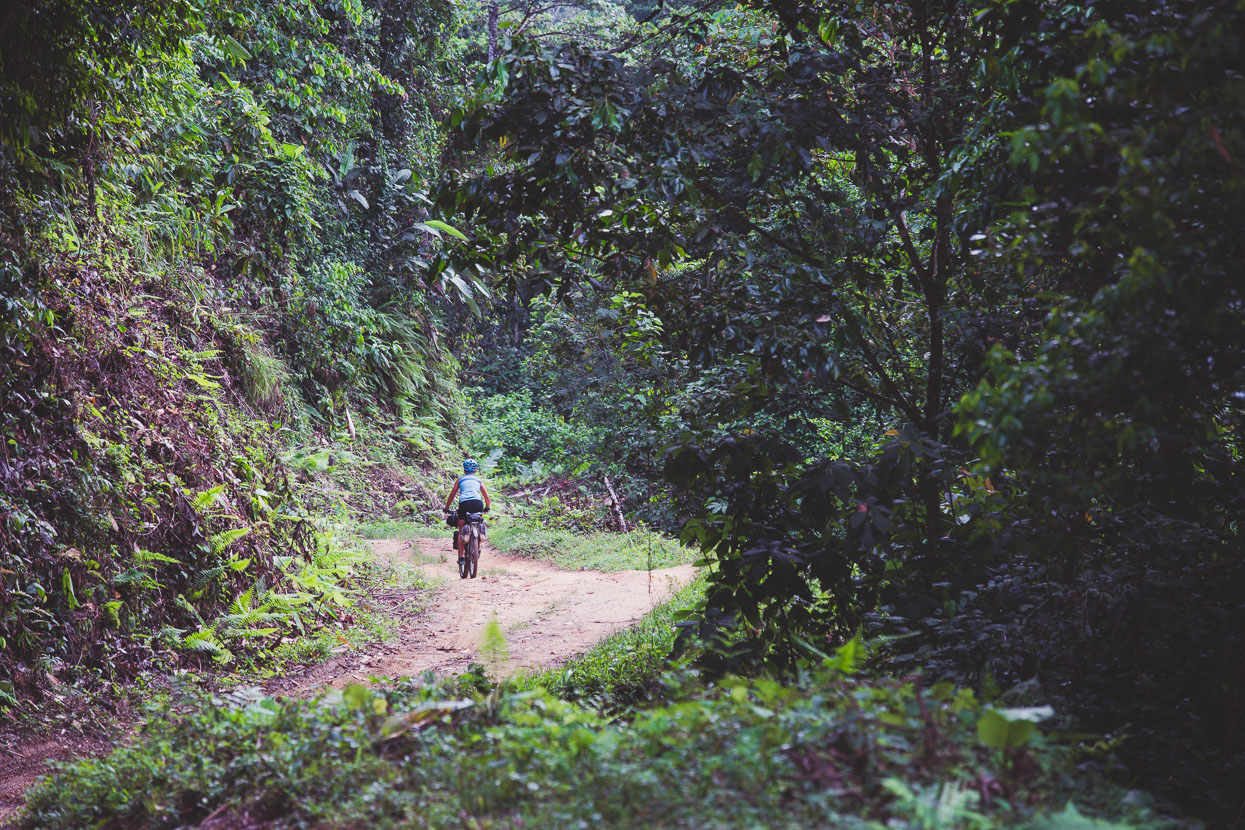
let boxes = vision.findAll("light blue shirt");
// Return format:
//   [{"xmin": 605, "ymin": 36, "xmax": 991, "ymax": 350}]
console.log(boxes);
[{"xmin": 457, "ymin": 474, "xmax": 483, "ymax": 503}]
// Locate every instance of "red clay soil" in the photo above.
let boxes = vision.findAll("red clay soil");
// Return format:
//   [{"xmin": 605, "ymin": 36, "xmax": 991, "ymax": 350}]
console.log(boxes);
[{"xmin": 0, "ymin": 730, "xmax": 118, "ymax": 826}]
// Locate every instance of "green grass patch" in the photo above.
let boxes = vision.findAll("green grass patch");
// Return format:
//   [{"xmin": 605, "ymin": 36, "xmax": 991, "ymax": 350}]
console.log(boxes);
[
  {"xmin": 487, "ymin": 516, "xmax": 696, "ymax": 571},
  {"xmin": 17, "ymin": 665, "xmax": 1175, "ymax": 829},
  {"xmin": 354, "ymin": 518, "xmax": 444, "ymax": 541}
]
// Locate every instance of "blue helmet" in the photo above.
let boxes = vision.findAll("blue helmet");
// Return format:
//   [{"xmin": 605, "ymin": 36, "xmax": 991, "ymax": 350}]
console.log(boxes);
[{"xmin": 463, "ymin": 458, "xmax": 479, "ymax": 473}]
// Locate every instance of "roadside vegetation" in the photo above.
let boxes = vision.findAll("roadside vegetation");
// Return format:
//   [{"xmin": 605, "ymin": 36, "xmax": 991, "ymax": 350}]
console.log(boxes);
[
  {"xmin": 254, "ymin": 529, "xmax": 435, "ymax": 675},
  {"xmin": 0, "ymin": 0, "xmax": 467, "ymax": 714},
  {"xmin": 518, "ymin": 573, "xmax": 706, "ymax": 705},
  {"xmin": 19, "ymin": 652, "xmax": 1168, "ymax": 830}
]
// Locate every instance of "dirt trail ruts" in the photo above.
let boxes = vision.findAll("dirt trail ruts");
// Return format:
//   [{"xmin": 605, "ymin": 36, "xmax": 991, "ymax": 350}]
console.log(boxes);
[
  {"xmin": 1, "ymin": 731, "xmax": 119, "ymax": 826},
  {"xmin": 268, "ymin": 536, "xmax": 697, "ymax": 695}
]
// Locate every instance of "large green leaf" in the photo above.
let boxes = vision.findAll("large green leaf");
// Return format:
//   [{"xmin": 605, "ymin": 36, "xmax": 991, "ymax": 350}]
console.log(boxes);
[
  {"xmin": 222, "ymin": 34, "xmax": 252, "ymax": 62},
  {"xmin": 977, "ymin": 706, "xmax": 1051, "ymax": 750},
  {"xmin": 420, "ymin": 219, "xmax": 468, "ymax": 241}
]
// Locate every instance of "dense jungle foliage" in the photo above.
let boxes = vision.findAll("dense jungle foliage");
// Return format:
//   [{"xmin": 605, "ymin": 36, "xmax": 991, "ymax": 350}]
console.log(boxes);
[
  {"xmin": 439, "ymin": 0, "xmax": 1245, "ymax": 820},
  {"xmin": 2, "ymin": 0, "xmax": 1242, "ymax": 825},
  {"xmin": 0, "ymin": 0, "xmax": 496, "ymax": 706},
  {"xmin": 20, "ymin": 654, "xmax": 1170, "ymax": 829}
]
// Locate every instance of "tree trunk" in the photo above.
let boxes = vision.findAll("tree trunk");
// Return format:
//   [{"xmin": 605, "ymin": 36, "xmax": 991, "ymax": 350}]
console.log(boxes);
[
  {"xmin": 487, "ymin": 0, "xmax": 500, "ymax": 62},
  {"xmin": 602, "ymin": 476, "xmax": 629, "ymax": 533}
]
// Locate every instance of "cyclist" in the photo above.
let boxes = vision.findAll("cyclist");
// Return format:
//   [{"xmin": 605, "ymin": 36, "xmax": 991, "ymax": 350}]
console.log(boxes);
[{"xmin": 444, "ymin": 458, "xmax": 490, "ymax": 567}]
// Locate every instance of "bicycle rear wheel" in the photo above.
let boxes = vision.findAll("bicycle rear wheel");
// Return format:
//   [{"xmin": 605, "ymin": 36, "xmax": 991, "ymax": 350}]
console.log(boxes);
[{"xmin": 468, "ymin": 530, "xmax": 479, "ymax": 579}]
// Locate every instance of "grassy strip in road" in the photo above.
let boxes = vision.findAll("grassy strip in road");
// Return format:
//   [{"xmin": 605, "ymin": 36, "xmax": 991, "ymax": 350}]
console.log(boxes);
[
  {"xmin": 487, "ymin": 516, "xmax": 696, "ymax": 571},
  {"xmin": 354, "ymin": 518, "xmax": 444, "ymax": 541}
]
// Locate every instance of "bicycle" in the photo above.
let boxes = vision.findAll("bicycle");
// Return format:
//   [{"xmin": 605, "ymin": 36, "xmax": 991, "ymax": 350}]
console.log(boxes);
[{"xmin": 451, "ymin": 510, "xmax": 486, "ymax": 579}]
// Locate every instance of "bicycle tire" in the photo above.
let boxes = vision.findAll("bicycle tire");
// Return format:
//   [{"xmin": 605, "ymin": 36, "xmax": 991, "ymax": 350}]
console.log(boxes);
[{"xmin": 468, "ymin": 528, "xmax": 479, "ymax": 578}]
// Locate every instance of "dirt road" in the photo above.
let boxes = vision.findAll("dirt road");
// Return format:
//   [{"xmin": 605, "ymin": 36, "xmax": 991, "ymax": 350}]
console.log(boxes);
[
  {"xmin": 1, "ymin": 536, "xmax": 695, "ymax": 824},
  {"xmin": 269, "ymin": 535, "xmax": 697, "ymax": 695}
]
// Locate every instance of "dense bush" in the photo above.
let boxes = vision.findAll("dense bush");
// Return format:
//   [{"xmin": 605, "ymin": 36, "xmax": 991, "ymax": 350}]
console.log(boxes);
[
  {"xmin": 466, "ymin": 390, "xmax": 595, "ymax": 473},
  {"xmin": 0, "ymin": 228, "xmax": 323, "ymax": 699},
  {"xmin": 0, "ymin": 0, "xmax": 464, "ymax": 706},
  {"xmin": 439, "ymin": 1, "xmax": 1245, "ymax": 820},
  {"xmin": 19, "ymin": 663, "xmax": 1171, "ymax": 829}
]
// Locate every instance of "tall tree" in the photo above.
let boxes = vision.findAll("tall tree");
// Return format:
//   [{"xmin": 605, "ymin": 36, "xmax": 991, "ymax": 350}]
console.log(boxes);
[{"xmin": 440, "ymin": 0, "xmax": 1021, "ymax": 645}]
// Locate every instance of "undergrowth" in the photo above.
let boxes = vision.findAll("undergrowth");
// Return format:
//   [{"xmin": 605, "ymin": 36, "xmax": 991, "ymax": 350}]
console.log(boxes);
[
  {"xmin": 0, "ymin": 235, "xmax": 328, "ymax": 708},
  {"xmin": 0, "ymin": 0, "xmax": 466, "ymax": 714},
  {"xmin": 283, "ymin": 404, "xmax": 462, "ymax": 524},
  {"xmin": 235, "ymin": 529, "xmax": 433, "ymax": 677},
  {"xmin": 17, "ymin": 661, "xmax": 1173, "ymax": 829}
]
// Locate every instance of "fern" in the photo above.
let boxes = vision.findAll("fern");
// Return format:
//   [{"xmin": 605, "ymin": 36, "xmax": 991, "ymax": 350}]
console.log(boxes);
[
  {"xmin": 191, "ymin": 565, "xmax": 227, "ymax": 590},
  {"xmin": 181, "ymin": 629, "xmax": 235, "ymax": 664},
  {"xmin": 228, "ymin": 627, "xmax": 280, "ymax": 639},
  {"xmin": 208, "ymin": 526, "xmax": 251, "ymax": 554},
  {"xmin": 360, "ymin": 302, "xmax": 457, "ymax": 416},
  {"xmin": 113, "ymin": 568, "xmax": 162, "ymax": 592},
  {"xmin": 215, "ymin": 610, "xmax": 284, "ymax": 634},
  {"xmin": 229, "ymin": 585, "xmax": 257, "ymax": 615},
  {"xmin": 134, "ymin": 549, "xmax": 181, "ymax": 566},
  {"xmin": 181, "ymin": 629, "xmax": 224, "ymax": 653},
  {"xmin": 190, "ymin": 484, "xmax": 227, "ymax": 514}
]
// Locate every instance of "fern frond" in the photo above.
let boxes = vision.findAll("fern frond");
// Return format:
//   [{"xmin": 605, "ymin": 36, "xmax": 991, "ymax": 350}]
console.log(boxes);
[
  {"xmin": 225, "ymin": 627, "xmax": 279, "ymax": 640},
  {"xmin": 190, "ymin": 484, "xmax": 227, "ymax": 514},
  {"xmin": 182, "ymin": 629, "xmax": 225, "ymax": 653},
  {"xmin": 209, "ymin": 526, "xmax": 251, "ymax": 554},
  {"xmin": 191, "ymin": 566, "xmax": 227, "ymax": 590},
  {"xmin": 134, "ymin": 549, "xmax": 181, "ymax": 566},
  {"xmin": 229, "ymin": 586, "xmax": 256, "ymax": 615}
]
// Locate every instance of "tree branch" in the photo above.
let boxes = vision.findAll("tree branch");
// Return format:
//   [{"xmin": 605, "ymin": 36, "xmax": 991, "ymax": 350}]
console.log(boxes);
[{"xmin": 892, "ymin": 209, "xmax": 931, "ymax": 293}]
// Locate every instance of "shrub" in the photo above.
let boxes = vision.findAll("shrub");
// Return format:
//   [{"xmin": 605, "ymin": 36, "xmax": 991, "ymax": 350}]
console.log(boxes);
[
  {"xmin": 466, "ymin": 390, "xmax": 594, "ymax": 473},
  {"xmin": 19, "ymin": 665, "xmax": 1174, "ymax": 829}
]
